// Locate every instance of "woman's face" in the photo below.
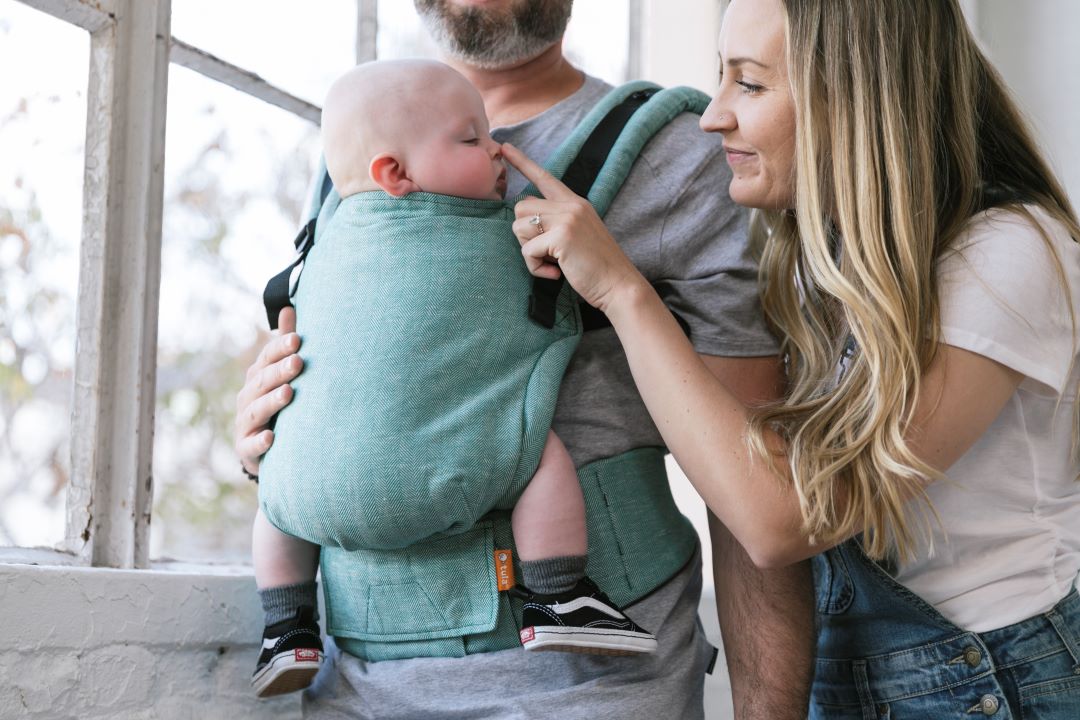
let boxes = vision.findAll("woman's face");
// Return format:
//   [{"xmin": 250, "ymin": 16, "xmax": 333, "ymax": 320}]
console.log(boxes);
[{"xmin": 700, "ymin": 0, "xmax": 797, "ymax": 211}]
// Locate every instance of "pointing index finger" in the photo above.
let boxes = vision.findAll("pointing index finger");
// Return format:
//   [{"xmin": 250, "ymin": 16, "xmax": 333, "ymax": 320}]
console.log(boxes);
[{"xmin": 501, "ymin": 143, "xmax": 579, "ymax": 201}]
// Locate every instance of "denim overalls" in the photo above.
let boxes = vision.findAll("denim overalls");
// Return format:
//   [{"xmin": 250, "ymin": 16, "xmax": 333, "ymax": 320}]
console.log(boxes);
[{"xmin": 811, "ymin": 538, "xmax": 1080, "ymax": 718}]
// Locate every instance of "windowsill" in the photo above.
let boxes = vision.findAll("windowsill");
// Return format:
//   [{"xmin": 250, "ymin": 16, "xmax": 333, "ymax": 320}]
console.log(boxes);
[
  {"xmin": 1, "ymin": 557, "xmax": 264, "ymax": 647},
  {"xmin": 0, "ymin": 546, "xmax": 256, "ymax": 576}
]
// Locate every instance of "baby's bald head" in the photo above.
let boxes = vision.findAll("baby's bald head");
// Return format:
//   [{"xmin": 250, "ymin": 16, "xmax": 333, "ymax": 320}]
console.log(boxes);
[{"xmin": 321, "ymin": 59, "xmax": 481, "ymax": 197}]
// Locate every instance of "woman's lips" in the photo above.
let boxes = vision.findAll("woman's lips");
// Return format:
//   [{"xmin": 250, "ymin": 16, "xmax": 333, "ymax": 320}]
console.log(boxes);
[{"xmin": 724, "ymin": 147, "xmax": 756, "ymax": 166}]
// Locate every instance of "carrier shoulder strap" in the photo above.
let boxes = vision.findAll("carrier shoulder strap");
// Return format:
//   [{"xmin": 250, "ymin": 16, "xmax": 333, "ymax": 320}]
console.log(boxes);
[
  {"xmin": 522, "ymin": 83, "xmax": 712, "ymax": 331},
  {"xmin": 263, "ymin": 82, "xmax": 710, "ymax": 332}
]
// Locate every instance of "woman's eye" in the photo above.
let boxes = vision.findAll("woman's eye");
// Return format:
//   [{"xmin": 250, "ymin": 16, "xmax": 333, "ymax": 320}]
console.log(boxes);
[
  {"xmin": 463, "ymin": 138, "xmax": 480, "ymax": 145},
  {"xmin": 736, "ymin": 80, "xmax": 764, "ymax": 95}
]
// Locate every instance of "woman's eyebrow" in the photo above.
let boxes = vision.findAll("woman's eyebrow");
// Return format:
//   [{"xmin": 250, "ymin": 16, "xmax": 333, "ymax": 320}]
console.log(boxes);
[{"xmin": 722, "ymin": 56, "xmax": 771, "ymax": 70}]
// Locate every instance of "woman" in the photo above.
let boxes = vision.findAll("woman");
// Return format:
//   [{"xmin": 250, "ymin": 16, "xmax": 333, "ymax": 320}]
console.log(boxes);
[{"xmin": 502, "ymin": 0, "xmax": 1080, "ymax": 716}]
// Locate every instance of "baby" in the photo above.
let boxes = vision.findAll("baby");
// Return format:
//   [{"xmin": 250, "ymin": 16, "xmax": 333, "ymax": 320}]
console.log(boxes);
[{"xmin": 249, "ymin": 60, "xmax": 655, "ymax": 699}]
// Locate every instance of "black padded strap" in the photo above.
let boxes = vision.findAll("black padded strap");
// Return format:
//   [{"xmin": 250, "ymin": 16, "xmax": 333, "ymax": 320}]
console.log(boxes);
[
  {"xmin": 527, "ymin": 88, "xmax": 658, "ymax": 329},
  {"xmin": 263, "ymin": 218, "xmax": 316, "ymax": 330}
]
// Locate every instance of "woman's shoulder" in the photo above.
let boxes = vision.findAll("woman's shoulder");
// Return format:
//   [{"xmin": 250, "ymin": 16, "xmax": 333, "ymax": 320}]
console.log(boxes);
[
  {"xmin": 940, "ymin": 204, "xmax": 1078, "ymax": 286},
  {"xmin": 950, "ymin": 204, "xmax": 1075, "ymax": 258}
]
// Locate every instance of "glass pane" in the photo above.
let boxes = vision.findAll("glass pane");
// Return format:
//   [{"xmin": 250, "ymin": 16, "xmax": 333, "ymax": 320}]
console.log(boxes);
[
  {"xmin": 170, "ymin": 0, "xmax": 358, "ymax": 107},
  {"xmin": 152, "ymin": 65, "xmax": 319, "ymax": 563},
  {"xmin": 0, "ymin": 2, "xmax": 88, "ymax": 549},
  {"xmin": 378, "ymin": 0, "xmax": 631, "ymax": 85}
]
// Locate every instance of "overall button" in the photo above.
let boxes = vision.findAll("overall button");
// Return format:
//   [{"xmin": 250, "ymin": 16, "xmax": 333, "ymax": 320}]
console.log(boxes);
[
  {"xmin": 963, "ymin": 646, "xmax": 983, "ymax": 668},
  {"xmin": 979, "ymin": 694, "xmax": 1000, "ymax": 715}
]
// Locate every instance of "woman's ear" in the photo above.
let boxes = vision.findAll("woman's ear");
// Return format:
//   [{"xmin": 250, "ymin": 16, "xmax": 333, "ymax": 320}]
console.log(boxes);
[{"xmin": 369, "ymin": 153, "xmax": 421, "ymax": 197}]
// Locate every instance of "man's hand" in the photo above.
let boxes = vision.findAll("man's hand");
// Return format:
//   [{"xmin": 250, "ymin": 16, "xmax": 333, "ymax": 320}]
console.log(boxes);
[{"xmin": 234, "ymin": 306, "xmax": 303, "ymax": 476}]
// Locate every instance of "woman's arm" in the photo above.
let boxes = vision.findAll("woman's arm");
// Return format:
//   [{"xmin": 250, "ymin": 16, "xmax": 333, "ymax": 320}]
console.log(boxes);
[
  {"xmin": 607, "ymin": 279, "xmax": 1021, "ymax": 566},
  {"xmin": 503, "ymin": 142, "xmax": 1023, "ymax": 567}
]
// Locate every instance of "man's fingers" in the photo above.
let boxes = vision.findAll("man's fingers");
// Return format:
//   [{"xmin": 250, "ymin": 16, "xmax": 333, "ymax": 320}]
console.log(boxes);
[
  {"xmin": 277, "ymin": 306, "xmax": 297, "ymax": 335},
  {"xmin": 238, "ymin": 383, "xmax": 293, "ymax": 437},
  {"xmin": 502, "ymin": 143, "xmax": 578, "ymax": 201},
  {"xmin": 237, "ymin": 353, "xmax": 303, "ymax": 411},
  {"xmin": 237, "ymin": 430, "xmax": 274, "ymax": 471},
  {"xmin": 256, "ymin": 331, "xmax": 301, "ymax": 370}
]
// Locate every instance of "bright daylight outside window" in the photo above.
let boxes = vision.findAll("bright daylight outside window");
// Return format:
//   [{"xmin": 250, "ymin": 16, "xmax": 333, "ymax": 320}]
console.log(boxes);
[
  {"xmin": 0, "ymin": 1, "xmax": 88, "ymax": 550},
  {"xmin": 152, "ymin": 0, "xmax": 356, "ymax": 563}
]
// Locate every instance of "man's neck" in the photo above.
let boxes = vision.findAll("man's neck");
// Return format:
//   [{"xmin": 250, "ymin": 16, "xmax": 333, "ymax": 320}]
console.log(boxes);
[{"xmin": 444, "ymin": 42, "xmax": 585, "ymax": 129}]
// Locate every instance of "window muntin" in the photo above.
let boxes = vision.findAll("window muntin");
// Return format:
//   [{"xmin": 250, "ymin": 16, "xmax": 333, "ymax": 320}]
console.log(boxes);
[{"xmin": 169, "ymin": 0, "xmax": 358, "ymax": 107}]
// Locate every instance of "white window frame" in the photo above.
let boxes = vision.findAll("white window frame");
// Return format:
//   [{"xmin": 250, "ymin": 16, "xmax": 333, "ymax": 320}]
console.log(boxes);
[{"xmin": 3, "ymin": 0, "xmax": 635, "ymax": 571}]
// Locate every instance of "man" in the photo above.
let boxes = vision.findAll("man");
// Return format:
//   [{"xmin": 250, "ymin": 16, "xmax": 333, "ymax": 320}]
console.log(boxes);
[{"xmin": 235, "ymin": 1, "xmax": 813, "ymax": 717}]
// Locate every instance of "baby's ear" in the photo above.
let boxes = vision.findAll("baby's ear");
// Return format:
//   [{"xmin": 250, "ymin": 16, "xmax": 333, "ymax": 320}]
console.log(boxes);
[{"xmin": 370, "ymin": 153, "xmax": 420, "ymax": 197}]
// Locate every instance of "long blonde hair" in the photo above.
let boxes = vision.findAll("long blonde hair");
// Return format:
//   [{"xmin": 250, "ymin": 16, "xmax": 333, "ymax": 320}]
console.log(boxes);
[{"xmin": 750, "ymin": 0, "xmax": 1080, "ymax": 560}]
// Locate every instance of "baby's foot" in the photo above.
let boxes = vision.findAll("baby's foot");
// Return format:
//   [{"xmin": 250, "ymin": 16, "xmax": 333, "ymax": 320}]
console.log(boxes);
[
  {"xmin": 251, "ymin": 605, "xmax": 324, "ymax": 698},
  {"xmin": 516, "ymin": 577, "xmax": 658, "ymax": 655}
]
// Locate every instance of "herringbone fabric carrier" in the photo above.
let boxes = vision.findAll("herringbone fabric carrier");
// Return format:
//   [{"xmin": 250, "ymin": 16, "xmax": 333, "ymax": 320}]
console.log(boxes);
[
  {"xmin": 258, "ymin": 190, "xmax": 580, "ymax": 551},
  {"xmin": 259, "ymin": 83, "xmax": 709, "ymax": 569}
]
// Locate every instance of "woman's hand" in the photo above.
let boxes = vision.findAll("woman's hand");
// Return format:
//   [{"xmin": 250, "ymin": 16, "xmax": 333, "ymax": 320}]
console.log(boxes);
[
  {"xmin": 234, "ymin": 306, "xmax": 303, "ymax": 476},
  {"xmin": 502, "ymin": 143, "xmax": 648, "ymax": 312}
]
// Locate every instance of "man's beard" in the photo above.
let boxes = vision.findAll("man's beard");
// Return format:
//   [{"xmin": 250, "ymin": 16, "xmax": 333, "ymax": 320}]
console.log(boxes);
[{"xmin": 414, "ymin": 0, "xmax": 574, "ymax": 70}]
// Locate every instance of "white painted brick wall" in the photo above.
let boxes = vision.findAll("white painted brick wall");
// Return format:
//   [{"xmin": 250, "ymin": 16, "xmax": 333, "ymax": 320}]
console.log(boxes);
[
  {"xmin": 0, "ymin": 562, "xmax": 731, "ymax": 719},
  {"xmin": 0, "ymin": 564, "xmax": 298, "ymax": 719}
]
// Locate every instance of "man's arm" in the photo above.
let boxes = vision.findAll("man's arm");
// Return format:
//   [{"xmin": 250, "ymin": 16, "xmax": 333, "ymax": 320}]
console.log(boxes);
[{"xmin": 700, "ymin": 354, "xmax": 814, "ymax": 720}]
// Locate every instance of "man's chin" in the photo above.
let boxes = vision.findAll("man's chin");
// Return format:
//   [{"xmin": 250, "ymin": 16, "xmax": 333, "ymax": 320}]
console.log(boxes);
[{"xmin": 415, "ymin": 0, "xmax": 572, "ymax": 70}]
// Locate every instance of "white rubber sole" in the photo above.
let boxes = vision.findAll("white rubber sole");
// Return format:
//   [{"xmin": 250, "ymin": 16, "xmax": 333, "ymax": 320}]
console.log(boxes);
[
  {"xmin": 252, "ymin": 649, "xmax": 324, "ymax": 698},
  {"xmin": 521, "ymin": 626, "xmax": 658, "ymax": 656}
]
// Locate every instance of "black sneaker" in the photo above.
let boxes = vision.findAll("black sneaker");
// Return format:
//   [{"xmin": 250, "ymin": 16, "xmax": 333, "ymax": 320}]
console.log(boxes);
[
  {"xmin": 516, "ymin": 577, "xmax": 658, "ymax": 655},
  {"xmin": 251, "ymin": 605, "xmax": 324, "ymax": 698}
]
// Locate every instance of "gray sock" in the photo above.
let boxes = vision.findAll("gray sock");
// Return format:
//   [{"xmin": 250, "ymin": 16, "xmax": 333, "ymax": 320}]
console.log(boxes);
[
  {"xmin": 520, "ymin": 555, "xmax": 588, "ymax": 595},
  {"xmin": 258, "ymin": 580, "xmax": 318, "ymax": 626}
]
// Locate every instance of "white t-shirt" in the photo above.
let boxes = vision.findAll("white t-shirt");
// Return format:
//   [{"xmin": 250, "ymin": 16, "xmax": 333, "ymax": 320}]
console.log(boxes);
[{"xmin": 893, "ymin": 205, "xmax": 1080, "ymax": 632}]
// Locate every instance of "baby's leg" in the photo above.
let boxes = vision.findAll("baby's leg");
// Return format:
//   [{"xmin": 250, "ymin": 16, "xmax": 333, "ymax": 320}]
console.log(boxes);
[
  {"xmin": 512, "ymin": 432, "xmax": 658, "ymax": 655},
  {"xmin": 250, "ymin": 508, "xmax": 324, "ymax": 697},
  {"xmin": 252, "ymin": 508, "xmax": 321, "ymax": 628},
  {"xmin": 253, "ymin": 508, "xmax": 321, "ymax": 589},
  {"xmin": 511, "ymin": 430, "xmax": 587, "ymax": 593}
]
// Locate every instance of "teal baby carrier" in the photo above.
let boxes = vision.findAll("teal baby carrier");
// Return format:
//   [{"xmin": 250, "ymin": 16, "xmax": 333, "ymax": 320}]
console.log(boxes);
[{"xmin": 259, "ymin": 82, "xmax": 712, "ymax": 660}]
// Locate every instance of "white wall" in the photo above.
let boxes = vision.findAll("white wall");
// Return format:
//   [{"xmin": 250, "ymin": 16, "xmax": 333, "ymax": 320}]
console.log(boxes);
[
  {"xmin": 0, "ymin": 564, "xmax": 297, "ymax": 719},
  {"xmin": 967, "ymin": 0, "xmax": 1080, "ymax": 208}
]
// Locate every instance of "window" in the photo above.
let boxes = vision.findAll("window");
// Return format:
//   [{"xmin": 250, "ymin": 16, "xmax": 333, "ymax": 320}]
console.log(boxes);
[
  {"xmin": 0, "ymin": 0, "xmax": 637, "ymax": 569},
  {"xmin": 0, "ymin": 1, "xmax": 88, "ymax": 550},
  {"xmin": 152, "ymin": 65, "xmax": 318, "ymax": 562}
]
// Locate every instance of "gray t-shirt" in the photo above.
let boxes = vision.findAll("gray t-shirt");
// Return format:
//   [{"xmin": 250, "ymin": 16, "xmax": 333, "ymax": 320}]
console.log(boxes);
[
  {"xmin": 493, "ymin": 74, "xmax": 778, "ymax": 466},
  {"xmin": 304, "ymin": 74, "xmax": 776, "ymax": 719}
]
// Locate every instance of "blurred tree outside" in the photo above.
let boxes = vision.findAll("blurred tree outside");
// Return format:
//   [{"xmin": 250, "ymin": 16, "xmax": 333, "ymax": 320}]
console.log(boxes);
[{"xmin": 0, "ymin": 3, "xmax": 85, "ymax": 549}]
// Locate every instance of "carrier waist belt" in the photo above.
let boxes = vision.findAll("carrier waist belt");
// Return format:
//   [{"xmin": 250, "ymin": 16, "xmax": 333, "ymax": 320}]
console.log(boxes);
[{"xmin": 323, "ymin": 447, "xmax": 700, "ymax": 662}]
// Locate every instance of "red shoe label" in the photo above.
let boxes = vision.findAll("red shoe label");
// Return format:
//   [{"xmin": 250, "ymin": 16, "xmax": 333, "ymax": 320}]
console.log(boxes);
[
  {"xmin": 520, "ymin": 627, "xmax": 535, "ymax": 643},
  {"xmin": 295, "ymin": 648, "xmax": 319, "ymax": 662}
]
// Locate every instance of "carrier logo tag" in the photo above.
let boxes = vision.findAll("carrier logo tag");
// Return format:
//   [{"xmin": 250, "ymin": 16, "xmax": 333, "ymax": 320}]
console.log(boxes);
[{"xmin": 495, "ymin": 549, "xmax": 516, "ymax": 591}]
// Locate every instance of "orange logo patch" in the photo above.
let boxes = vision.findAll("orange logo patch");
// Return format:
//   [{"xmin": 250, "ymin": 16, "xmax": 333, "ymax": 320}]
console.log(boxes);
[{"xmin": 495, "ymin": 549, "xmax": 516, "ymax": 591}]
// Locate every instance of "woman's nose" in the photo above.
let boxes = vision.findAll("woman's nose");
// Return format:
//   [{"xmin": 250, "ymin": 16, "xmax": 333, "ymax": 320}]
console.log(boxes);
[{"xmin": 700, "ymin": 97, "xmax": 731, "ymax": 133}]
